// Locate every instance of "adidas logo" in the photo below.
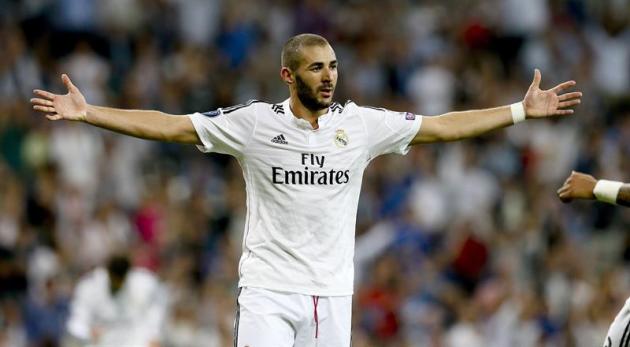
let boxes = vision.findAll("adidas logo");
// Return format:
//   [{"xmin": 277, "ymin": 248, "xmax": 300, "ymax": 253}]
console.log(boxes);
[{"xmin": 271, "ymin": 134, "xmax": 288, "ymax": 145}]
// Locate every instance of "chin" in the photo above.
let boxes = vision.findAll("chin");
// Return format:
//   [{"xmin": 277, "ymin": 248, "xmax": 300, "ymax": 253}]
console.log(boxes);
[{"xmin": 320, "ymin": 97, "xmax": 333, "ymax": 107}]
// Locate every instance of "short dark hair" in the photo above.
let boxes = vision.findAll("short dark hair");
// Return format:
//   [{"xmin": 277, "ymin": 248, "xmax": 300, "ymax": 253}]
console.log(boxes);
[
  {"xmin": 107, "ymin": 255, "xmax": 131, "ymax": 280},
  {"xmin": 281, "ymin": 33, "xmax": 330, "ymax": 71}
]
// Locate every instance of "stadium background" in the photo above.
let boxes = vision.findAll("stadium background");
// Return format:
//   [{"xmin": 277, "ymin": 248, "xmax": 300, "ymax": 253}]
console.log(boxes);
[{"xmin": 1, "ymin": 0, "xmax": 630, "ymax": 346}]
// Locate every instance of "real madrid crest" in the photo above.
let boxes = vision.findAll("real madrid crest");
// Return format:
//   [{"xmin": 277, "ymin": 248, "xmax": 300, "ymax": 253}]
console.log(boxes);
[{"xmin": 334, "ymin": 129, "xmax": 349, "ymax": 147}]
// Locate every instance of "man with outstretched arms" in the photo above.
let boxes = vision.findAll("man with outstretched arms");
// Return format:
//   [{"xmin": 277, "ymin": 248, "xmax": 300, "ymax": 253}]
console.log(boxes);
[
  {"xmin": 32, "ymin": 33, "xmax": 581, "ymax": 346},
  {"xmin": 558, "ymin": 171, "xmax": 629, "ymax": 347}
]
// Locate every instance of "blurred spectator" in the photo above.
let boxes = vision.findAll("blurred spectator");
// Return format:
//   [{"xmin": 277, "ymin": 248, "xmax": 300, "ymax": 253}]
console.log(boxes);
[
  {"xmin": 24, "ymin": 277, "xmax": 69, "ymax": 346},
  {"xmin": 65, "ymin": 254, "xmax": 168, "ymax": 347},
  {"xmin": 0, "ymin": 299, "xmax": 28, "ymax": 347}
]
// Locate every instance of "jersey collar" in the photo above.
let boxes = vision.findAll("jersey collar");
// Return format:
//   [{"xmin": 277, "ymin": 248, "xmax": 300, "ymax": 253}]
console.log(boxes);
[{"xmin": 283, "ymin": 99, "xmax": 333, "ymax": 130}]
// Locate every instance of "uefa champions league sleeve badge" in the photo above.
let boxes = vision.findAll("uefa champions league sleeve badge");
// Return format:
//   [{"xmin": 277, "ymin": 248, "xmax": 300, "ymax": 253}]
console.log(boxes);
[{"xmin": 334, "ymin": 129, "xmax": 349, "ymax": 147}]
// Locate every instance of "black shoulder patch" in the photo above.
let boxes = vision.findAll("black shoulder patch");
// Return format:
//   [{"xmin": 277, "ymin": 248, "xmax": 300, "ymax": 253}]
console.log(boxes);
[{"xmin": 271, "ymin": 103, "xmax": 285, "ymax": 115}]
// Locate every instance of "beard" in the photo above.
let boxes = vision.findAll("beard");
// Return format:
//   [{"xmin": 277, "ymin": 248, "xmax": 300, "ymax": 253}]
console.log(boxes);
[{"xmin": 295, "ymin": 74, "xmax": 333, "ymax": 112}]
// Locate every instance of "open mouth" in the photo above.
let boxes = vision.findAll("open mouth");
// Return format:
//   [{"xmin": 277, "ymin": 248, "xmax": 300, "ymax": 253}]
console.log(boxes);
[{"xmin": 319, "ymin": 87, "xmax": 333, "ymax": 97}]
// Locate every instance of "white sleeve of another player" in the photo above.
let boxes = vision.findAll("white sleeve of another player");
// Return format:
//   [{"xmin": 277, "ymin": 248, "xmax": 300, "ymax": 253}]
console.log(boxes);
[
  {"xmin": 129, "ymin": 270, "xmax": 169, "ymax": 341},
  {"xmin": 66, "ymin": 273, "xmax": 98, "ymax": 340},
  {"xmin": 141, "ymin": 285, "xmax": 169, "ymax": 341},
  {"xmin": 355, "ymin": 103, "xmax": 422, "ymax": 160},
  {"xmin": 187, "ymin": 101, "xmax": 259, "ymax": 157}
]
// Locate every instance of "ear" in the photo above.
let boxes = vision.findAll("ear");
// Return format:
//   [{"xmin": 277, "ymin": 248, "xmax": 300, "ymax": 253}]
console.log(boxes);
[{"xmin": 280, "ymin": 67, "xmax": 294, "ymax": 85}]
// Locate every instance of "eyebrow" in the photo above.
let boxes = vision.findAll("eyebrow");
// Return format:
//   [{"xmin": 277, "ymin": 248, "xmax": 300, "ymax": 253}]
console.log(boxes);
[{"xmin": 307, "ymin": 60, "xmax": 337, "ymax": 69}]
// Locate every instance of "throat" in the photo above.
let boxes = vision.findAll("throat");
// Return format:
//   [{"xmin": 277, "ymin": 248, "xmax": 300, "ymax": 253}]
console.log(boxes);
[
  {"xmin": 305, "ymin": 117, "xmax": 319, "ymax": 130},
  {"xmin": 289, "ymin": 102, "xmax": 326, "ymax": 129}
]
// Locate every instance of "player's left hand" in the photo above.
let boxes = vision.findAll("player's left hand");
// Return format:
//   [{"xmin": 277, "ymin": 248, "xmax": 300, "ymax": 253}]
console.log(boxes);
[{"xmin": 523, "ymin": 69, "xmax": 582, "ymax": 118}]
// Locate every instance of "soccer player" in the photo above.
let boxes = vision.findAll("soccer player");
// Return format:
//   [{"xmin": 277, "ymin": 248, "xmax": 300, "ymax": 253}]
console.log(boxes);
[
  {"xmin": 64, "ymin": 255, "xmax": 168, "ymax": 347},
  {"xmin": 557, "ymin": 171, "xmax": 630, "ymax": 207},
  {"xmin": 557, "ymin": 171, "xmax": 629, "ymax": 347},
  {"xmin": 31, "ymin": 33, "xmax": 581, "ymax": 346}
]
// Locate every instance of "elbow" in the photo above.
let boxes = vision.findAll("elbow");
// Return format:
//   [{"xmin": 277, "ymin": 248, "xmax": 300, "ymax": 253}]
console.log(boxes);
[
  {"xmin": 159, "ymin": 129, "xmax": 183, "ymax": 143},
  {"xmin": 163, "ymin": 128, "xmax": 198, "ymax": 144},
  {"xmin": 161, "ymin": 117, "xmax": 196, "ymax": 143}
]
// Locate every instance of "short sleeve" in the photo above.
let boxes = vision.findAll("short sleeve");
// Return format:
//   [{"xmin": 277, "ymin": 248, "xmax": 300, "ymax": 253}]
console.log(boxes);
[
  {"xmin": 66, "ymin": 274, "xmax": 96, "ymax": 340},
  {"xmin": 188, "ymin": 101, "xmax": 259, "ymax": 157},
  {"xmin": 355, "ymin": 104, "xmax": 422, "ymax": 159},
  {"xmin": 129, "ymin": 270, "xmax": 169, "ymax": 341}
]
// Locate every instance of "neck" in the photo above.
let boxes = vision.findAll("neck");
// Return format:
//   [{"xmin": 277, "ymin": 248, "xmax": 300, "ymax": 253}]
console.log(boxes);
[{"xmin": 289, "ymin": 95, "xmax": 328, "ymax": 129}]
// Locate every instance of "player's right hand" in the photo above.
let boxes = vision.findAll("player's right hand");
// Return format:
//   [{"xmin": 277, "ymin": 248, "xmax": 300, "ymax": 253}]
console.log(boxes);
[
  {"xmin": 31, "ymin": 74, "xmax": 87, "ymax": 121},
  {"xmin": 557, "ymin": 171, "xmax": 597, "ymax": 203}
]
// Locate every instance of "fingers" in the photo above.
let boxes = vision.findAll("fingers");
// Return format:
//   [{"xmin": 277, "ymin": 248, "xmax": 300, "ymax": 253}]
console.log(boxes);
[
  {"xmin": 556, "ymin": 186, "xmax": 573, "ymax": 203},
  {"xmin": 529, "ymin": 68, "xmax": 542, "ymax": 89},
  {"xmin": 33, "ymin": 105, "xmax": 56, "ymax": 113},
  {"xmin": 558, "ymin": 92, "xmax": 582, "ymax": 101},
  {"xmin": 564, "ymin": 174, "xmax": 573, "ymax": 184},
  {"xmin": 558, "ymin": 99, "xmax": 581, "ymax": 108},
  {"xmin": 557, "ymin": 173, "xmax": 574, "ymax": 201},
  {"xmin": 554, "ymin": 94, "xmax": 580, "ymax": 113},
  {"xmin": 550, "ymin": 80, "xmax": 576, "ymax": 93},
  {"xmin": 33, "ymin": 89, "xmax": 56, "ymax": 100},
  {"xmin": 45, "ymin": 114, "xmax": 62, "ymax": 121},
  {"xmin": 30, "ymin": 98, "xmax": 54, "ymax": 107},
  {"xmin": 62, "ymin": 74, "xmax": 78, "ymax": 92},
  {"xmin": 33, "ymin": 73, "xmax": 77, "ymax": 98},
  {"xmin": 554, "ymin": 109, "xmax": 574, "ymax": 115},
  {"xmin": 31, "ymin": 92, "xmax": 60, "ymax": 118}
]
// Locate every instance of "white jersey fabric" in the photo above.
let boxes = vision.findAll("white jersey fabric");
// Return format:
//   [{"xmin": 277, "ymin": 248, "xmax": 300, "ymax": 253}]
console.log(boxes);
[
  {"xmin": 602, "ymin": 297, "xmax": 630, "ymax": 347},
  {"xmin": 66, "ymin": 267, "xmax": 168, "ymax": 347},
  {"xmin": 189, "ymin": 99, "xmax": 422, "ymax": 296}
]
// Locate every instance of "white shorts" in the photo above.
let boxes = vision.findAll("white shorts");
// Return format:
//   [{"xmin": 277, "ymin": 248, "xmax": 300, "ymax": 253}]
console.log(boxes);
[
  {"xmin": 234, "ymin": 287, "xmax": 352, "ymax": 347},
  {"xmin": 604, "ymin": 297, "xmax": 630, "ymax": 347}
]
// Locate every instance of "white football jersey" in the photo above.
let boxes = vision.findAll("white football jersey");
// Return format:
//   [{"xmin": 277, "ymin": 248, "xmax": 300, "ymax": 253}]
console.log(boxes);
[
  {"xmin": 189, "ymin": 98, "xmax": 422, "ymax": 295},
  {"xmin": 66, "ymin": 267, "xmax": 168, "ymax": 346}
]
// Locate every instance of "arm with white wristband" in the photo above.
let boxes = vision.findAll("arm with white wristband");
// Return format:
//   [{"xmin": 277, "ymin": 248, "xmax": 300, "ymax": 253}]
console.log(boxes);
[
  {"xmin": 412, "ymin": 69, "xmax": 582, "ymax": 144},
  {"xmin": 557, "ymin": 171, "xmax": 630, "ymax": 207}
]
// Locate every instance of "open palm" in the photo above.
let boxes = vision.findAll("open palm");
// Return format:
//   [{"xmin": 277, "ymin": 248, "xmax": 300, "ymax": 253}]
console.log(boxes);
[
  {"xmin": 523, "ymin": 69, "xmax": 582, "ymax": 118},
  {"xmin": 31, "ymin": 74, "xmax": 87, "ymax": 121}
]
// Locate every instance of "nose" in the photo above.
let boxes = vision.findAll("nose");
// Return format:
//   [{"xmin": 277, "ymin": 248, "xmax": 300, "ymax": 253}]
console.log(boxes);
[{"xmin": 321, "ymin": 67, "xmax": 332, "ymax": 82}]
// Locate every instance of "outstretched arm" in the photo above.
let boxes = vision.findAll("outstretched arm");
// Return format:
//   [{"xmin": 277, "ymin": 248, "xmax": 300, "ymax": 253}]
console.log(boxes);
[
  {"xmin": 30, "ymin": 74, "xmax": 200, "ymax": 144},
  {"xmin": 412, "ymin": 69, "xmax": 582, "ymax": 144},
  {"xmin": 557, "ymin": 171, "xmax": 630, "ymax": 207}
]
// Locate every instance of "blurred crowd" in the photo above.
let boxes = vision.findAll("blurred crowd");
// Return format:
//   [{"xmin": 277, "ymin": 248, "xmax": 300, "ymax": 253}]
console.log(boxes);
[{"xmin": 1, "ymin": 0, "xmax": 630, "ymax": 346}]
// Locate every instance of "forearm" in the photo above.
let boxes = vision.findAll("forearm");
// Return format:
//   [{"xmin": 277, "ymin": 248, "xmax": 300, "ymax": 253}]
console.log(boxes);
[
  {"xmin": 414, "ymin": 105, "xmax": 514, "ymax": 143},
  {"xmin": 442, "ymin": 105, "xmax": 514, "ymax": 140},
  {"xmin": 85, "ymin": 105, "xmax": 198, "ymax": 144}
]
